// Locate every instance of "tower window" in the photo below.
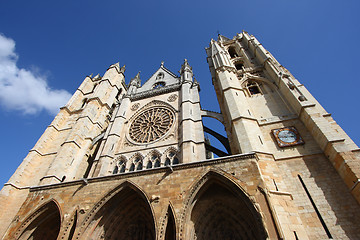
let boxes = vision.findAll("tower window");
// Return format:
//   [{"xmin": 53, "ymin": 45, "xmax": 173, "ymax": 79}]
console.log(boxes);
[
  {"xmin": 228, "ymin": 47, "xmax": 238, "ymax": 58},
  {"xmin": 246, "ymin": 81, "xmax": 262, "ymax": 95},
  {"xmin": 235, "ymin": 62, "xmax": 243, "ymax": 71}
]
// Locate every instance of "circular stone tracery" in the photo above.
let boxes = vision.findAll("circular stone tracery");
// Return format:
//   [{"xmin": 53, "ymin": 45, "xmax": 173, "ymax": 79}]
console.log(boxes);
[{"xmin": 129, "ymin": 107, "xmax": 174, "ymax": 143}]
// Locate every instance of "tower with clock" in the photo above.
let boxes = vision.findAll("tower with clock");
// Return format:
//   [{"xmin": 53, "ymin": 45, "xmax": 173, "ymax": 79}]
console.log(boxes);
[{"xmin": 1, "ymin": 32, "xmax": 360, "ymax": 240}]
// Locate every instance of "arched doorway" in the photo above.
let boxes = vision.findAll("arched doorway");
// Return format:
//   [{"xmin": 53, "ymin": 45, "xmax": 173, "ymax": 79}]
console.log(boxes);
[
  {"xmin": 84, "ymin": 183, "xmax": 156, "ymax": 240},
  {"xmin": 17, "ymin": 201, "xmax": 61, "ymax": 240},
  {"xmin": 185, "ymin": 173, "xmax": 267, "ymax": 240}
]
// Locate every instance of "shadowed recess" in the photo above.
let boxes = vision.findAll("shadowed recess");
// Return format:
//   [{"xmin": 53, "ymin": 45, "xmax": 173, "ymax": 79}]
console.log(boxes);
[
  {"xmin": 189, "ymin": 181, "xmax": 266, "ymax": 240},
  {"xmin": 84, "ymin": 185, "xmax": 155, "ymax": 240},
  {"xmin": 18, "ymin": 201, "xmax": 61, "ymax": 240}
]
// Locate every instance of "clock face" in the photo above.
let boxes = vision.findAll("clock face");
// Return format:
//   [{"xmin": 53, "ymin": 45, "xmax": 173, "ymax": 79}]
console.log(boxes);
[
  {"xmin": 277, "ymin": 130, "xmax": 297, "ymax": 143},
  {"xmin": 272, "ymin": 127, "xmax": 304, "ymax": 147}
]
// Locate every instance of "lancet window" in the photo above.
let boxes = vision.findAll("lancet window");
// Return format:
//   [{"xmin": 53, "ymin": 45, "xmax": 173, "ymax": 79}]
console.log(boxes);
[
  {"xmin": 164, "ymin": 150, "xmax": 179, "ymax": 166},
  {"xmin": 113, "ymin": 158, "xmax": 126, "ymax": 174}
]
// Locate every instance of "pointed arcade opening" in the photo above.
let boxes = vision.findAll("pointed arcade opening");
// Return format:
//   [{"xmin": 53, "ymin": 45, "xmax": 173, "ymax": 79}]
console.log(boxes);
[
  {"xmin": 187, "ymin": 175, "xmax": 266, "ymax": 240},
  {"xmin": 164, "ymin": 206, "xmax": 176, "ymax": 240},
  {"xmin": 85, "ymin": 184, "xmax": 156, "ymax": 240},
  {"xmin": 17, "ymin": 201, "xmax": 61, "ymax": 240}
]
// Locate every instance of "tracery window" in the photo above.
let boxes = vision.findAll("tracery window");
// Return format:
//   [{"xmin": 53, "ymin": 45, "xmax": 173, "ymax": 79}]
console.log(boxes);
[
  {"xmin": 134, "ymin": 156, "xmax": 143, "ymax": 171},
  {"xmin": 165, "ymin": 150, "xmax": 179, "ymax": 166},
  {"xmin": 113, "ymin": 159, "xmax": 126, "ymax": 174},
  {"xmin": 153, "ymin": 81, "xmax": 166, "ymax": 89},
  {"xmin": 129, "ymin": 107, "xmax": 175, "ymax": 144}
]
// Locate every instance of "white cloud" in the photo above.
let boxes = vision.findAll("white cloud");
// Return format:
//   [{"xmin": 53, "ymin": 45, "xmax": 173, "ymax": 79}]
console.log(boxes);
[{"xmin": 0, "ymin": 34, "xmax": 72, "ymax": 115}]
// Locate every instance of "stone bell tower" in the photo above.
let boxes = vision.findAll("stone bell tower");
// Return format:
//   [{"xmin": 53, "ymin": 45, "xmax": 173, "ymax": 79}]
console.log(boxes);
[{"xmin": 206, "ymin": 32, "xmax": 360, "ymax": 239}]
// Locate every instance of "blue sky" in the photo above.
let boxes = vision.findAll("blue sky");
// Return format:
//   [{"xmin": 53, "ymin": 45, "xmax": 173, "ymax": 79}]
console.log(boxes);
[{"xmin": 0, "ymin": 0, "xmax": 359, "ymax": 186}]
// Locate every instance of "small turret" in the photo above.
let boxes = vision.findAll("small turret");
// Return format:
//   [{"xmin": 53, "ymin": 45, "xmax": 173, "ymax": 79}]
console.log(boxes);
[
  {"xmin": 128, "ymin": 72, "xmax": 141, "ymax": 95},
  {"xmin": 180, "ymin": 59, "xmax": 193, "ymax": 82}
]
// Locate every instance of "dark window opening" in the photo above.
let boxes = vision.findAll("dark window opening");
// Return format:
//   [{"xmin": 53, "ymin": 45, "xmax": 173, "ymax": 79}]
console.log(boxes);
[
  {"xmin": 228, "ymin": 47, "xmax": 238, "ymax": 58},
  {"xmin": 146, "ymin": 161, "xmax": 152, "ymax": 169},
  {"xmin": 136, "ymin": 162, "xmax": 143, "ymax": 171},
  {"xmin": 112, "ymin": 166, "xmax": 118, "ymax": 174},
  {"xmin": 129, "ymin": 164, "xmax": 135, "ymax": 172},
  {"xmin": 119, "ymin": 164, "xmax": 126, "ymax": 173},
  {"xmin": 235, "ymin": 62, "xmax": 243, "ymax": 70},
  {"xmin": 249, "ymin": 86, "xmax": 261, "ymax": 95},
  {"xmin": 165, "ymin": 158, "xmax": 171, "ymax": 166},
  {"xmin": 154, "ymin": 160, "xmax": 160, "ymax": 168},
  {"xmin": 247, "ymin": 81, "xmax": 262, "ymax": 95},
  {"xmin": 172, "ymin": 157, "xmax": 179, "ymax": 165}
]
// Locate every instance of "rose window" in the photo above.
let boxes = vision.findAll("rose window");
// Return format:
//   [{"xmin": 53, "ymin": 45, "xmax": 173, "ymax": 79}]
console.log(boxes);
[{"xmin": 129, "ymin": 107, "xmax": 174, "ymax": 143}]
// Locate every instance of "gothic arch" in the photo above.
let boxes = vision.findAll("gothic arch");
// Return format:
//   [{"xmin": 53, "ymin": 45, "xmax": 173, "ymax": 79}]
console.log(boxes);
[
  {"xmin": 14, "ymin": 200, "xmax": 62, "ymax": 240},
  {"xmin": 112, "ymin": 155, "xmax": 127, "ymax": 174},
  {"xmin": 78, "ymin": 181, "xmax": 156, "ymax": 240},
  {"xmin": 163, "ymin": 147, "xmax": 179, "ymax": 165},
  {"xmin": 59, "ymin": 208, "xmax": 78, "ymax": 240},
  {"xmin": 128, "ymin": 152, "xmax": 145, "ymax": 171},
  {"xmin": 159, "ymin": 203, "xmax": 177, "ymax": 240},
  {"xmin": 145, "ymin": 149, "xmax": 162, "ymax": 169},
  {"xmin": 180, "ymin": 170, "xmax": 267, "ymax": 240},
  {"xmin": 240, "ymin": 74, "xmax": 278, "ymax": 94}
]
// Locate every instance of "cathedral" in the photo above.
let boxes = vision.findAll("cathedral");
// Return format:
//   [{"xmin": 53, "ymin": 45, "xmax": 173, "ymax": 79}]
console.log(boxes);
[{"xmin": 1, "ymin": 32, "xmax": 360, "ymax": 239}]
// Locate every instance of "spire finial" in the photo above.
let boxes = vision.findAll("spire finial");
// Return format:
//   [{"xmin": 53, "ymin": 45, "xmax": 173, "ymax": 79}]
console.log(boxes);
[
  {"xmin": 120, "ymin": 65, "xmax": 126, "ymax": 73},
  {"xmin": 161, "ymin": 61, "xmax": 164, "ymax": 67}
]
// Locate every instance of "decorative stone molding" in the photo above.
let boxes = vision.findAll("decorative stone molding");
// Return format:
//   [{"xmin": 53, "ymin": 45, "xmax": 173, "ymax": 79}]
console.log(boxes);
[
  {"xmin": 130, "ymin": 103, "xmax": 140, "ymax": 111},
  {"xmin": 167, "ymin": 94, "xmax": 178, "ymax": 102},
  {"xmin": 130, "ymin": 83, "xmax": 181, "ymax": 101}
]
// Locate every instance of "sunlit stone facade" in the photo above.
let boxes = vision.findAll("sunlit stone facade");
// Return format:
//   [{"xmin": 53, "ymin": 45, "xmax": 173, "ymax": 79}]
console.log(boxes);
[{"xmin": 1, "ymin": 32, "xmax": 360, "ymax": 239}]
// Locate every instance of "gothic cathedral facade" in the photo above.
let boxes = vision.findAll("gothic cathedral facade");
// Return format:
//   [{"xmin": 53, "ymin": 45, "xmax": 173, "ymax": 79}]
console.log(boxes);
[{"xmin": 1, "ymin": 32, "xmax": 360, "ymax": 239}]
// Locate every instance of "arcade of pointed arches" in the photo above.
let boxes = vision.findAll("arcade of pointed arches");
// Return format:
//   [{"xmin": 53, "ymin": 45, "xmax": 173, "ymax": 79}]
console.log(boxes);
[
  {"xmin": 112, "ymin": 147, "xmax": 179, "ymax": 174},
  {"xmin": 12, "ymin": 171, "xmax": 267, "ymax": 240}
]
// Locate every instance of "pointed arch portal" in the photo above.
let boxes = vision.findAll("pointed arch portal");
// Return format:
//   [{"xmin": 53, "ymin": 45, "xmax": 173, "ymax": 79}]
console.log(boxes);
[
  {"xmin": 185, "ymin": 172, "xmax": 267, "ymax": 240},
  {"xmin": 84, "ymin": 184, "xmax": 156, "ymax": 240},
  {"xmin": 17, "ymin": 201, "xmax": 61, "ymax": 240}
]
